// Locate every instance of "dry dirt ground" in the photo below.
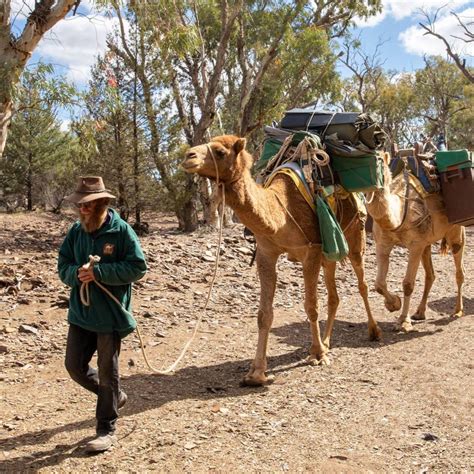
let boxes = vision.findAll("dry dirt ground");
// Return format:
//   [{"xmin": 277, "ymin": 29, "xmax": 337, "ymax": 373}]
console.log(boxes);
[{"xmin": 0, "ymin": 211, "xmax": 473, "ymax": 473}]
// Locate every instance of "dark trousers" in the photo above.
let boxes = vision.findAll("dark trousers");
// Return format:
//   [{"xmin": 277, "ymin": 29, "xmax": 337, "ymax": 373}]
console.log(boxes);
[{"xmin": 65, "ymin": 324, "xmax": 121, "ymax": 435}]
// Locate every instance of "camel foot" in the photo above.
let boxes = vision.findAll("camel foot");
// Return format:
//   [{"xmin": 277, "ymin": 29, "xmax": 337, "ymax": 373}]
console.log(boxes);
[
  {"xmin": 322, "ymin": 339, "xmax": 331, "ymax": 350},
  {"xmin": 240, "ymin": 374, "xmax": 275, "ymax": 387},
  {"xmin": 306, "ymin": 354, "xmax": 330, "ymax": 366},
  {"xmin": 385, "ymin": 295, "xmax": 401, "ymax": 312},
  {"xmin": 369, "ymin": 324, "xmax": 383, "ymax": 341},
  {"xmin": 412, "ymin": 310, "xmax": 426, "ymax": 321},
  {"xmin": 450, "ymin": 310, "xmax": 464, "ymax": 318},
  {"xmin": 395, "ymin": 320, "xmax": 414, "ymax": 333}
]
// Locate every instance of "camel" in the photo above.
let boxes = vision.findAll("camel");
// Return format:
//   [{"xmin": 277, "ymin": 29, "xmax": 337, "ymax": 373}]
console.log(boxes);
[
  {"xmin": 366, "ymin": 153, "xmax": 465, "ymax": 332},
  {"xmin": 182, "ymin": 135, "xmax": 381, "ymax": 386}
]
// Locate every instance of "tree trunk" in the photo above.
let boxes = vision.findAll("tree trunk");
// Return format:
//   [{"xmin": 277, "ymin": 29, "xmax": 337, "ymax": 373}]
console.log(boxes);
[
  {"xmin": 177, "ymin": 175, "xmax": 199, "ymax": 232},
  {"xmin": 26, "ymin": 152, "xmax": 33, "ymax": 211},
  {"xmin": 114, "ymin": 119, "xmax": 128, "ymax": 221},
  {"xmin": 132, "ymin": 46, "xmax": 141, "ymax": 225},
  {"xmin": 0, "ymin": 100, "xmax": 13, "ymax": 158},
  {"xmin": 200, "ymin": 178, "xmax": 219, "ymax": 227}
]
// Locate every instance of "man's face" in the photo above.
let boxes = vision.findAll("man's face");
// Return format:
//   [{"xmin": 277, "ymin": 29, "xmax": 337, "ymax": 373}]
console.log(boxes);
[
  {"xmin": 77, "ymin": 200, "xmax": 98, "ymax": 218},
  {"xmin": 77, "ymin": 199, "xmax": 108, "ymax": 232}
]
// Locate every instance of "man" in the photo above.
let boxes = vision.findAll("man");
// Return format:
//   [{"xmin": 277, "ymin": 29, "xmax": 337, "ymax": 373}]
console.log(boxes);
[{"xmin": 58, "ymin": 176, "xmax": 147, "ymax": 453}]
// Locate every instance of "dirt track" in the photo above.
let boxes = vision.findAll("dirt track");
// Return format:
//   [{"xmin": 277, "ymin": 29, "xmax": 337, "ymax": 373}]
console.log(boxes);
[{"xmin": 0, "ymin": 211, "xmax": 473, "ymax": 472}]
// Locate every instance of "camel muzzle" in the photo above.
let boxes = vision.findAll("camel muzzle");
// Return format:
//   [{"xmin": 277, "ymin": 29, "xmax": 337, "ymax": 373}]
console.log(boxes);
[{"xmin": 182, "ymin": 151, "xmax": 203, "ymax": 173}]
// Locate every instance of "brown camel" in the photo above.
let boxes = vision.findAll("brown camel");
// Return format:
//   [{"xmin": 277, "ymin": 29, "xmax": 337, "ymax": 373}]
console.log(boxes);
[
  {"xmin": 182, "ymin": 135, "xmax": 381, "ymax": 386},
  {"xmin": 366, "ymin": 153, "xmax": 465, "ymax": 332}
]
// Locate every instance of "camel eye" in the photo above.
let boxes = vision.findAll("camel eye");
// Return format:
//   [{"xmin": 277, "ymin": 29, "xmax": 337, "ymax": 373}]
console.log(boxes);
[{"xmin": 214, "ymin": 147, "xmax": 227, "ymax": 159}]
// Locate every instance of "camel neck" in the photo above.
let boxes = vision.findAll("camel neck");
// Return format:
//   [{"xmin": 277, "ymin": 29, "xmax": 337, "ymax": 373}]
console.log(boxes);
[
  {"xmin": 224, "ymin": 170, "xmax": 285, "ymax": 234},
  {"xmin": 367, "ymin": 187, "xmax": 405, "ymax": 230}
]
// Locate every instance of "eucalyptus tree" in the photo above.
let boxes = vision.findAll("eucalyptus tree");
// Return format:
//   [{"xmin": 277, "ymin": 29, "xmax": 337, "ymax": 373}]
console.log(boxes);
[
  {"xmin": 372, "ymin": 73, "xmax": 422, "ymax": 149},
  {"xmin": 414, "ymin": 56, "xmax": 471, "ymax": 147},
  {"xmin": 82, "ymin": 50, "xmax": 148, "ymax": 220},
  {"xmin": 448, "ymin": 82, "xmax": 473, "ymax": 149},
  {"xmin": 338, "ymin": 36, "xmax": 388, "ymax": 113},
  {"xmin": 106, "ymin": 0, "xmax": 382, "ymax": 231},
  {"xmin": 223, "ymin": 1, "xmax": 344, "ymax": 139},
  {"xmin": 0, "ymin": 0, "xmax": 80, "ymax": 158}
]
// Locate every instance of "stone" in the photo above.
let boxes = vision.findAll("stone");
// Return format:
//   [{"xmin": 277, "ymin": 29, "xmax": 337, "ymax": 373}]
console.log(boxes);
[{"xmin": 18, "ymin": 324, "xmax": 38, "ymax": 335}]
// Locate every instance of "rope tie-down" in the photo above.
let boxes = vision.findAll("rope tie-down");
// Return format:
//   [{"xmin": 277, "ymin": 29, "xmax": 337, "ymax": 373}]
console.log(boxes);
[{"xmin": 79, "ymin": 145, "xmax": 225, "ymax": 375}]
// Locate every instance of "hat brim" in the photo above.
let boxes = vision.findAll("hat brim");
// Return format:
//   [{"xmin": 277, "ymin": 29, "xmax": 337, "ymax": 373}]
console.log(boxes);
[{"xmin": 66, "ymin": 191, "xmax": 116, "ymax": 204}]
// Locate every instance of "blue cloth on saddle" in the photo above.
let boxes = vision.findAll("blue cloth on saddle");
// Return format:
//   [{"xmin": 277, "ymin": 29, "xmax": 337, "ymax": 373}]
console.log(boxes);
[{"xmin": 390, "ymin": 155, "xmax": 439, "ymax": 194}]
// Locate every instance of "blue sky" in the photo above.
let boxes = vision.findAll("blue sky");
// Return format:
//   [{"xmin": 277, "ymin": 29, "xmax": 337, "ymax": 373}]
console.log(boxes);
[
  {"xmin": 11, "ymin": 0, "xmax": 474, "ymax": 90},
  {"xmin": 352, "ymin": 16, "xmax": 428, "ymax": 72},
  {"xmin": 351, "ymin": 0, "xmax": 473, "ymax": 73}
]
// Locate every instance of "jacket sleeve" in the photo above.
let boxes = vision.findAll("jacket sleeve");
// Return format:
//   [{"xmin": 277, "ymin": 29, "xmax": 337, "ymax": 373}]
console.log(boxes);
[
  {"xmin": 93, "ymin": 227, "xmax": 147, "ymax": 286},
  {"xmin": 58, "ymin": 228, "xmax": 80, "ymax": 288}
]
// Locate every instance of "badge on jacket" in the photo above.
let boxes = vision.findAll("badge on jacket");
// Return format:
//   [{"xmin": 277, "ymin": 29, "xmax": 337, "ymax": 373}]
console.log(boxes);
[{"xmin": 103, "ymin": 243, "xmax": 115, "ymax": 255}]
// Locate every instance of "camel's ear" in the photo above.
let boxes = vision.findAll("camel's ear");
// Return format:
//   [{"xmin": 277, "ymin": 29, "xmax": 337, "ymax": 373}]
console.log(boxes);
[
  {"xmin": 233, "ymin": 138, "xmax": 247, "ymax": 155},
  {"xmin": 379, "ymin": 151, "xmax": 391, "ymax": 166}
]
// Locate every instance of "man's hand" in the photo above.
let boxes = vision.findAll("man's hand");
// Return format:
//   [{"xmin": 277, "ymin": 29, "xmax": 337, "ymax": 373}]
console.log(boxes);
[{"xmin": 78, "ymin": 265, "xmax": 96, "ymax": 283}]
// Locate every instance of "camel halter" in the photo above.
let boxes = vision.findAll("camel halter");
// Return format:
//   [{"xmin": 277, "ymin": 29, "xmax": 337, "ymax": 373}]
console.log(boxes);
[{"xmin": 79, "ymin": 149, "xmax": 226, "ymax": 375}]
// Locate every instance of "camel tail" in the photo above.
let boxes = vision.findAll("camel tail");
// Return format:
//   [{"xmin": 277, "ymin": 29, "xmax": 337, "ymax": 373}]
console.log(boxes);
[{"xmin": 440, "ymin": 238, "xmax": 449, "ymax": 256}]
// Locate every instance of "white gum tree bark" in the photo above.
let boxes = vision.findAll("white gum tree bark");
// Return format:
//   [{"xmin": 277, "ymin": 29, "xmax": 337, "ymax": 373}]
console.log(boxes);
[{"xmin": 0, "ymin": 0, "xmax": 78, "ymax": 157}]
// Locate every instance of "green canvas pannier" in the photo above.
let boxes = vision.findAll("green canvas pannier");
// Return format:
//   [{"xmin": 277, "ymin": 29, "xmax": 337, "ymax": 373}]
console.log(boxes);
[
  {"xmin": 315, "ymin": 194, "xmax": 349, "ymax": 261},
  {"xmin": 255, "ymin": 128, "xmax": 322, "ymax": 174},
  {"xmin": 256, "ymin": 138, "xmax": 283, "ymax": 172},
  {"xmin": 435, "ymin": 149, "xmax": 473, "ymax": 172},
  {"xmin": 331, "ymin": 155, "xmax": 384, "ymax": 192}
]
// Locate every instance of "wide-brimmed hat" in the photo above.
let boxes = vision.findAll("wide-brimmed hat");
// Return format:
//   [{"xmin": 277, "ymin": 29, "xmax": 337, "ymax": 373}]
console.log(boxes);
[{"xmin": 66, "ymin": 176, "xmax": 116, "ymax": 204}]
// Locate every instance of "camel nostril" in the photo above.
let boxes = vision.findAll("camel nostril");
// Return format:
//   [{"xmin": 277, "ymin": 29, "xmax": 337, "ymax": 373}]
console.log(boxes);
[{"xmin": 186, "ymin": 151, "xmax": 196, "ymax": 159}]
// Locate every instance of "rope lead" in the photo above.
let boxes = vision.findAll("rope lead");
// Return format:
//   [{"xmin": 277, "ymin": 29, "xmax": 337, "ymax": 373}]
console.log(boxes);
[{"xmin": 79, "ymin": 151, "xmax": 225, "ymax": 375}]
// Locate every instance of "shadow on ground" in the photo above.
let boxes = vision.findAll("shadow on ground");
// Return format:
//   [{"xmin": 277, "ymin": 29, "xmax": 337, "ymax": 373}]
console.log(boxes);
[
  {"xmin": 0, "ymin": 355, "xmax": 265, "ymax": 471},
  {"xmin": 0, "ymin": 313, "xmax": 451, "ymax": 471},
  {"xmin": 428, "ymin": 296, "xmax": 474, "ymax": 317},
  {"xmin": 270, "ymin": 317, "xmax": 445, "ymax": 352}
]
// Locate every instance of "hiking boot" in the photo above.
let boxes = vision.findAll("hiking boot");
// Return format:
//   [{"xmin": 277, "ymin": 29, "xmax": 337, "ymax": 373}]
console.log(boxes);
[
  {"xmin": 118, "ymin": 390, "xmax": 127, "ymax": 410},
  {"xmin": 85, "ymin": 433, "xmax": 117, "ymax": 453}
]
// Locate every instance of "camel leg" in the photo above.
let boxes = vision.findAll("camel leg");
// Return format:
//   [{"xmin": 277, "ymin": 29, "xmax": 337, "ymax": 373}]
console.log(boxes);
[
  {"xmin": 348, "ymin": 250, "xmax": 382, "ymax": 341},
  {"xmin": 447, "ymin": 226, "xmax": 465, "ymax": 318},
  {"xmin": 322, "ymin": 261, "xmax": 339, "ymax": 350},
  {"xmin": 374, "ymin": 242, "xmax": 401, "ymax": 312},
  {"xmin": 303, "ymin": 254, "xmax": 329, "ymax": 365},
  {"xmin": 396, "ymin": 249, "xmax": 423, "ymax": 332},
  {"xmin": 413, "ymin": 245, "xmax": 435, "ymax": 320},
  {"xmin": 243, "ymin": 250, "xmax": 278, "ymax": 386}
]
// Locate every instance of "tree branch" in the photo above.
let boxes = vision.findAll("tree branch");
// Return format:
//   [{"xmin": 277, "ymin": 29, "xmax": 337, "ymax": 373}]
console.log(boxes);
[{"xmin": 419, "ymin": 14, "xmax": 474, "ymax": 83}]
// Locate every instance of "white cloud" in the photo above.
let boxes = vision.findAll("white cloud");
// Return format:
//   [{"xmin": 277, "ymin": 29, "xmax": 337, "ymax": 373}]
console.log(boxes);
[
  {"xmin": 35, "ymin": 14, "xmax": 127, "ymax": 85},
  {"xmin": 399, "ymin": 7, "xmax": 474, "ymax": 57},
  {"xmin": 10, "ymin": 1, "xmax": 127, "ymax": 85},
  {"xmin": 355, "ymin": 0, "xmax": 471, "ymax": 27},
  {"xmin": 60, "ymin": 119, "xmax": 71, "ymax": 132},
  {"xmin": 387, "ymin": 0, "xmax": 471, "ymax": 20},
  {"xmin": 10, "ymin": 0, "xmax": 34, "ymax": 19}
]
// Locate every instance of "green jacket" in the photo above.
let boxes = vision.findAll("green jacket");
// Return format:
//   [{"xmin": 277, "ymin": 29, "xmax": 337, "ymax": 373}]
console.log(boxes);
[{"xmin": 58, "ymin": 209, "xmax": 147, "ymax": 337}]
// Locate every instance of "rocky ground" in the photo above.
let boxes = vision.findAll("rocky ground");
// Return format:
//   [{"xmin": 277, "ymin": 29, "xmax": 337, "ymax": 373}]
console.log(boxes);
[{"xmin": 0, "ymin": 211, "xmax": 473, "ymax": 473}]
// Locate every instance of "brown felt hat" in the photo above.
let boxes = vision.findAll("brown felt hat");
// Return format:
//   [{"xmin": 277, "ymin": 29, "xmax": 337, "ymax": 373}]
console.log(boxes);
[{"xmin": 66, "ymin": 176, "xmax": 116, "ymax": 204}]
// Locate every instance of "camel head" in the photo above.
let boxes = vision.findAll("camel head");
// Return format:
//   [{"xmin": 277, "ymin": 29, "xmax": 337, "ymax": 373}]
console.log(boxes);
[{"xmin": 182, "ymin": 135, "xmax": 253, "ymax": 183}]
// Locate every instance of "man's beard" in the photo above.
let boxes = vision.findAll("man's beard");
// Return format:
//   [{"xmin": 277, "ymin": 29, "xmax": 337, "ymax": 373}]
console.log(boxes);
[{"xmin": 80, "ymin": 204, "xmax": 108, "ymax": 233}]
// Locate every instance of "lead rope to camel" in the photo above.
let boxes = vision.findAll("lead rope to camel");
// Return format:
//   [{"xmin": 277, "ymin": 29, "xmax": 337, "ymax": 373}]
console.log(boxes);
[{"xmin": 80, "ymin": 146, "xmax": 225, "ymax": 375}]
